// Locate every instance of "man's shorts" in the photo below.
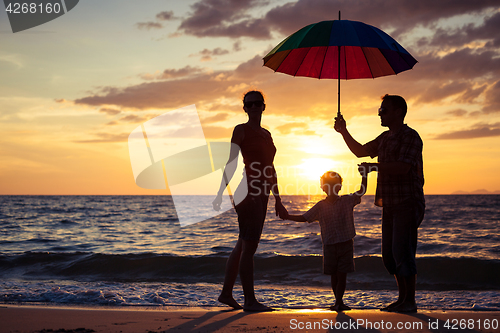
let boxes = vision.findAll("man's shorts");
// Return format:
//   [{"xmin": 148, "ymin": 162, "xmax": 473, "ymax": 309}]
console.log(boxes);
[{"xmin": 323, "ymin": 239, "xmax": 355, "ymax": 275}]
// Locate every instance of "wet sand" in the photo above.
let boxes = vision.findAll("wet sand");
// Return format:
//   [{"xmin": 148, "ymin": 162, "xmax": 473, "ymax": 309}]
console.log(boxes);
[{"xmin": 1, "ymin": 305, "xmax": 499, "ymax": 332}]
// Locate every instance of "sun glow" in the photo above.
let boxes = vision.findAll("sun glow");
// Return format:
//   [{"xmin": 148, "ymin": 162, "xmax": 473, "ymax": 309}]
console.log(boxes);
[{"xmin": 298, "ymin": 158, "xmax": 338, "ymax": 181}]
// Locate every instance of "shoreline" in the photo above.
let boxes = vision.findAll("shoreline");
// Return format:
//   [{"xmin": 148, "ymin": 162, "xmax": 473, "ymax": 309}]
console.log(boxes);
[{"xmin": 2, "ymin": 304, "xmax": 499, "ymax": 333}]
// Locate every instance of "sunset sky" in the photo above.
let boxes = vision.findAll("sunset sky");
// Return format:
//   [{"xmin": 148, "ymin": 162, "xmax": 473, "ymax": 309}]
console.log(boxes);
[{"xmin": 1, "ymin": 0, "xmax": 500, "ymax": 195}]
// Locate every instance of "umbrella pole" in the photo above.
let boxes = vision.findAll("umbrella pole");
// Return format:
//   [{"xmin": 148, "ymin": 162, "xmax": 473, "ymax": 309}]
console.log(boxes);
[{"xmin": 337, "ymin": 11, "xmax": 342, "ymax": 118}]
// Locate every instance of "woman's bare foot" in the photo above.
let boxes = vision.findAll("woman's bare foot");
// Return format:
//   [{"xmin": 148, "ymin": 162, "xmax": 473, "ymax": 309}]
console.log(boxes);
[
  {"xmin": 243, "ymin": 301, "xmax": 274, "ymax": 312},
  {"xmin": 218, "ymin": 295, "xmax": 243, "ymax": 309},
  {"xmin": 330, "ymin": 303, "xmax": 351, "ymax": 312}
]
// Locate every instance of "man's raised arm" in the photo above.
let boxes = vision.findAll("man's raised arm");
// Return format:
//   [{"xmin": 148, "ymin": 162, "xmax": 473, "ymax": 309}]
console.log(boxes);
[{"xmin": 334, "ymin": 116, "xmax": 370, "ymax": 158}]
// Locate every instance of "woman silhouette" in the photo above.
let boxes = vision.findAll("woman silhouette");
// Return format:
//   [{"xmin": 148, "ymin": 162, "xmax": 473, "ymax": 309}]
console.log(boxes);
[{"xmin": 213, "ymin": 90, "xmax": 287, "ymax": 311}]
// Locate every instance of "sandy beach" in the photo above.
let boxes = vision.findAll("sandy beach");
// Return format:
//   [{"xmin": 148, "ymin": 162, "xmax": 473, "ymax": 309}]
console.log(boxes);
[{"xmin": 1, "ymin": 305, "xmax": 499, "ymax": 333}]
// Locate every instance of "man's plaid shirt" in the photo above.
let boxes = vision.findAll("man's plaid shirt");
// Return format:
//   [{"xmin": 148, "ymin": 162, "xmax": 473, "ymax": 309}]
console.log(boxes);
[
  {"xmin": 363, "ymin": 124, "xmax": 425, "ymax": 207},
  {"xmin": 303, "ymin": 194, "xmax": 361, "ymax": 245}
]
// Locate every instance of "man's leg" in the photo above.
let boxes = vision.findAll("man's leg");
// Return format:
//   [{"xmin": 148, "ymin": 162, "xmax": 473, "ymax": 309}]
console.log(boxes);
[
  {"xmin": 381, "ymin": 206, "xmax": 402, "ymax": 311},
  {"xmin": 388, "ymin": 201, "xmax": 421, "ymax": 313}
]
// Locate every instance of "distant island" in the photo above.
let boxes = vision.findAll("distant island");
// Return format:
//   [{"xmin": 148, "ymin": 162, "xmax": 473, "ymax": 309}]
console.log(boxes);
[{"xmin": 451, "ymin": 189, "xmax": 500, "ymax": 195}]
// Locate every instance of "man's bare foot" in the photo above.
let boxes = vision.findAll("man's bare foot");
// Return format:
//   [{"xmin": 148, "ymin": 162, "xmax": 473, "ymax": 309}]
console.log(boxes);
[
  {"xmin": 218, "ymin": 295, "xmax": 243, "ymax": 309},
  {"xmin": 243, "ymin": 301, "xmax": 274, "ymax": 312},
  {"xmin": 380, "ymin": 300, "xmax": 403, "ymax": 311},
  {"xmin": 389, "ymin": 302, "xmax": 417, "ymax": 313},
  {"xmin": 330, "ymin": 303, "xmax": 351, "ymax": 312}
]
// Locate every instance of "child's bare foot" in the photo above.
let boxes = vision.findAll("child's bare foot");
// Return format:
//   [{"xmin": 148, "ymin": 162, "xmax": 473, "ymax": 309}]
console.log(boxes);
[
  {"xmin": 243, "ymin": 301, "xmax": 274, "ymax": 312},
  {"xmin": 218, "ymin": 295, "xmax": 243, "ymax": 309}
]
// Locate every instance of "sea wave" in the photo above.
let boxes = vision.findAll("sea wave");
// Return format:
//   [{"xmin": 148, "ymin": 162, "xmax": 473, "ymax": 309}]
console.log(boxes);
[{"xmin": 1, "ymin": 252, "xmax": 498, "ymax": 291}]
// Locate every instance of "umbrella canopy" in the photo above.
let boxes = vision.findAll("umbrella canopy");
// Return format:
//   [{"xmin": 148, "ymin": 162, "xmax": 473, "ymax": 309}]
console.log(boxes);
[{"xmin": 263, "ymin": 19, "xmax": 417, "ymax": 80}]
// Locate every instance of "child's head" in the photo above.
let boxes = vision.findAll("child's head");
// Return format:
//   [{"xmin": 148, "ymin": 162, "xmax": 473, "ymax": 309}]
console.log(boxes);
[{"xmin": 320, "ymin": 171, "xmax": 343, "ymax": 196}]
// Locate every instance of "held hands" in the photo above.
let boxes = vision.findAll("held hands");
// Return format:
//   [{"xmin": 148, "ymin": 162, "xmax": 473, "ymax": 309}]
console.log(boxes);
[
  {"xmin": 358, "ymin": 162, "xmax": 377, "ymax": 177},
  {"xmin": 334, "ymin": 115, "xmax": 346, "ymax": 134},
  {"xmin": 275, "ymin": 198, "xmax": 288, "ymax": 220}
]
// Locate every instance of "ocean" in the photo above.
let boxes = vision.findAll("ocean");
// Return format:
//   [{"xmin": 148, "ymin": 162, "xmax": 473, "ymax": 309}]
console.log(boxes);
[{"xmin": 1, "ymin": 195, "xmax": 499, "ymax": 310}]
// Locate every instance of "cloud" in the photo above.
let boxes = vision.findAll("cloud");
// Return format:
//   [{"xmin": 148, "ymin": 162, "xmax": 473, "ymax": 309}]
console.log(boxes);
[
  {"xmin": 445, "ymin": 109, "xmax": 468, "ymax": 117},
  {"xmin": 263, "ymin": 0, "xmax": 499, "ymax": 40},
  {"xmin": 74, "ymin": 71, "xmax": 237, "ymax": 110},
  {"xmin": 156, "ymin": 11, "xmax": 176, "ymax": 21},
  {"xmin": 136, "ymin": 22, "xmax": 163, "ymax": 30},
  {"xmin": 136, "ymin": 10, "xmax": 178, "ymax": 31},
  {"xmin": 421, "ymin": 11, "xmax": 500, "ymax": 49},
  {"xmin": 99, "ymin": 108, "xmax": 121, "ymax": 115},
  {"xmin": 482, "ymin": 80, "xmax": 500, "ymax": 114},
  {"xmin": 139, "ymin": 66, "xmax": 204, "ymax": 80},
  {"xmin": 434, "ymin": 123, "xmax": 500, "ymax": 140},
  {"xmin": 74, "ymin": 132, "xmax": 130, "ymax": 143},
  {"xmin": 201, "ymin": 112, "xmax": 230, "ymax": 124},
  {"xmin": 233, "ymin": 41, "xmax": 242, "ymax": 51},
  {"xmin": 173, "ymin": 0, "xmax": 499, "ymax": 41},
  {"xmin": 177, "ymin": 0, "xmax": 272, "ymax": 39},
  {"xmin": 190, "ymin": 47, "xmax": 230, "ymax": 61},
  {"xmin": 118, "ymin": 114, "xmax": 152, "ymax": 123},
  {"xmin": 276, "ymin": 122, "xmax": 308, "ymax": 134}
]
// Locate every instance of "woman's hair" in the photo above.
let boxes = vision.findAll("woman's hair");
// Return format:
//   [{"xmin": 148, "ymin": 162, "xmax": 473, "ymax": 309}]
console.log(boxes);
[{"xmin": 243, "ymin": 90, "xmax": 265, "ymax": 102}]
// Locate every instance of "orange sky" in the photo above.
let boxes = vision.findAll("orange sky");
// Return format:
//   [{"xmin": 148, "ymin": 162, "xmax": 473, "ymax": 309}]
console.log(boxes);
[{"xmin": 1, "ymin": 1, "xmax": 500, "ymax": 195}]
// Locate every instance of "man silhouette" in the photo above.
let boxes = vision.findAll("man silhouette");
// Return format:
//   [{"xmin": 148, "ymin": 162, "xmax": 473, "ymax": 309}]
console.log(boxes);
[{"xmin": 334, "ymin": 94, "xmax": 425, "ymax": 313}]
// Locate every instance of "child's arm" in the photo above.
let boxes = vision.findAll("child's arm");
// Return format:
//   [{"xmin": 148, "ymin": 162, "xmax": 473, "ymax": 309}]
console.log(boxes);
[
  {"xmin": 355, "ymin": 163, "xmax": 369, "ymax": 196},
  {"xmin": 285, "ymin": 214, "xmax": 308, "ymax": 222}
]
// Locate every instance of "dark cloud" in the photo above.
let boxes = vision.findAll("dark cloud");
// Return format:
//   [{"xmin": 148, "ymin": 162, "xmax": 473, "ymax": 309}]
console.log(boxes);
[
  {"xmin": 422, "ymin": 11, "xmax": 500, "ymax": 49},
  {"xmin": 434, "ymin": 123, "xmax": 500, "ymax": 140},
  {"xmin": 156, "ymin": 11, "xmax": 175, "ymax": 21},
  {"xmin": 174, "ymin": 0, "xmax": 498, "ymax": 40},
  {"xmin": 136, "ymin": 22, "xmax": 163, "ymax": 30},
  {"xmin": 177, "ymin": 0, "xmax": 272, "ymax": 39},
  {"xmin": 74, "ymin": 71, "xmax": 236, "ymax": 110},
  {"xmin": 482, "ymin": 80, "xmax": 500, "ymax": 114},
  {"xmin": 233, "ymin": 41, "xmax": 242, "ymax": 51},
  {"xmin": 403, "ymin": 49, "xmax": 500, "ymax": 109},
  {"xmin": 264, "ymin": 0, "xmax": 499, "ymax": 40}
]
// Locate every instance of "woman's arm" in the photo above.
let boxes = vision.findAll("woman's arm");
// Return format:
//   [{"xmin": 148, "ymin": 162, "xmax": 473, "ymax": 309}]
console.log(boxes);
[
  {"xmin": 270, "ymin": 165, "xmax": 288, "ymax": 218},
  {"xmin": 213, "ymin": 126, "xmax": 244, "ymax": 211}
]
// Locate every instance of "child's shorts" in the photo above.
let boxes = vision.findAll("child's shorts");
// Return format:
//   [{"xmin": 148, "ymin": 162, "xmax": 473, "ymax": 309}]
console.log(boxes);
[{"xmin": 323, "ymin": 239, "xmax": 355, "ymax": 274}]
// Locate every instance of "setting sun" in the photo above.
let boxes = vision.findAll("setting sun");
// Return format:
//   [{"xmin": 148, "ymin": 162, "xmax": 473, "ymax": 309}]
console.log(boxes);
[{"xmin": 298, "ymin": 158, "xmax": 338, "ymax": 181}]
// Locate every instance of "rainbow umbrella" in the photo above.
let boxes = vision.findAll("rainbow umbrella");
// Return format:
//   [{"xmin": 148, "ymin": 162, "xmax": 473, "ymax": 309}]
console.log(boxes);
[{"xmin": 263, "ymin": 14, "xmax": 417, "ymax": 117}]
